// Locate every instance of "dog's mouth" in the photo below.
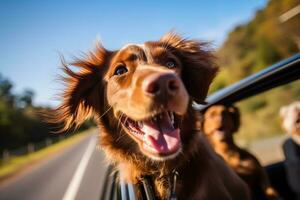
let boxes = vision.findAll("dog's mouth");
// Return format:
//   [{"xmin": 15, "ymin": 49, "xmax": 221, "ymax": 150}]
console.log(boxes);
[
  {"xmin": 212, "ymin": 129, "xmax": 226, "ymax": 141},
  {"xmin": 120, "ymin": 110, "xmax": 181, "ymax": 159}
]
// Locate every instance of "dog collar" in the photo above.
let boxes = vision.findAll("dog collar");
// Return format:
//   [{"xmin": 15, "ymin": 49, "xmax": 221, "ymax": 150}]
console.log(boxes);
[{"xmin": 140, "ymin": 170, "xmax": 179, "ymax": 200}]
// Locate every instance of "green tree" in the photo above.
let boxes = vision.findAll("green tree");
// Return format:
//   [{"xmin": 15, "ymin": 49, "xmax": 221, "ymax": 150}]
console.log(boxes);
[{"xmin": 19, "ymin": 89, "xmax": 35, "ymax": 107}]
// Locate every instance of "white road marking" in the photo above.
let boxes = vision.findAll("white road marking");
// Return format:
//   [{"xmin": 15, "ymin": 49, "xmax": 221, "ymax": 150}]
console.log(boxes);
[{"xmin": 62, "ymin": 136, "xmax": 96, "ymax": 200}]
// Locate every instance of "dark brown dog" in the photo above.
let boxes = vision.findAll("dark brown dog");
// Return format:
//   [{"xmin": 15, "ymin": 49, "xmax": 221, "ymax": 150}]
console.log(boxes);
[
  {"xmin": 49, "ymin": 33, "xmax": 250, "ymax": 199},
  {"xmin": 203, "ymin": 105, "xmax": 279, "ymax": 200}
]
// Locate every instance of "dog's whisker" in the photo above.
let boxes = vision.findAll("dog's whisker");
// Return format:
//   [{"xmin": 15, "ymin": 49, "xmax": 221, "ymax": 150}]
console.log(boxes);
[
  {"xmin": 117, "ymin": 113, "xmax": 124, "ymax": 130},
  {"xmin": 115, "ymin": 132, "xmax": 123, "ymax": 142},
  {"xmin": 98, "ymin": 105, "xmax": 114, "ymax": 120},
  {"xmin": 124, "ymin": 116, "xmax": 129, "ymax": 125},
  {"xmin": 114, "ymin": 114, "xmax": 124, "ymax": 141},
  {"xmin": 116, "ymin": 131, "xmax": 128, "ymax": 142}
]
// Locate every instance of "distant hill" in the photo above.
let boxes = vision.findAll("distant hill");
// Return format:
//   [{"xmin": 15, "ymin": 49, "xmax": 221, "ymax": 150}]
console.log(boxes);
[{"xmin": 211, "ymin": 0, "xmax": 300, "ymax": 141}]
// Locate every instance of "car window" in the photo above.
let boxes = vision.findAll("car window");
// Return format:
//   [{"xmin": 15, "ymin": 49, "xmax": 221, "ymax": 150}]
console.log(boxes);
[{"xmin": 235, "ymin": 79, "xmax": 300, "ymax": 165}]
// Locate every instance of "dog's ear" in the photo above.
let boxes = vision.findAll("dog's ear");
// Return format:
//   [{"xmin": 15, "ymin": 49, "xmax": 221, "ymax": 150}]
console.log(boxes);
[
  {"xmin": 48, "ymin": 43, "xmax": 112, "ymax": 132},
  {"xmin": 160, "ymin": 32, "xmax": 218, "ymax": 103},
  {"xmin": 228, "ymin": 105, "xmax": 240, "ymax": 133}
]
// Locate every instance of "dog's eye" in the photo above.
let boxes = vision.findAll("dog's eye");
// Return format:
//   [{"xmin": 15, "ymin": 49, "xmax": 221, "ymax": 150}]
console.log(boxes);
[
  {"xmin": 209, "ymin": 112, "xmax": 216, "ymax": 118},
  {"xmin": 166, "ymin": 59, "xmax": 176, "ymax": 69},
  {"xmin": 114, "ymin": 65, "xmax": 128, "ymax": 76}
]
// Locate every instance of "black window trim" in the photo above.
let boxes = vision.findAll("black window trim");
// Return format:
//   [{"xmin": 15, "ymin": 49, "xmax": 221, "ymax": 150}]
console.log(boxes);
[{"xmin": 194, "ymin": 53, "xmax": 300, "ymax": 112}]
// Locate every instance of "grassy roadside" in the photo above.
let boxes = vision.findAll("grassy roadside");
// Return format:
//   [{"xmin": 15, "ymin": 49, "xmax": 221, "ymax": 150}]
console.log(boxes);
[{"xmin": 0, "ymin": 129, "xmax": 93, "ymax": 182}]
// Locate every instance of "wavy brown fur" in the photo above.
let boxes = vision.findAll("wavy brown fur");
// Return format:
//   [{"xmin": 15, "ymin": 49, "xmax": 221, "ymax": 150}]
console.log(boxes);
[
  {"xmin": 48, "ymin": 32, "xmax": 250, "ymax": 199},
  {"xmin": 203, "ymin": 105, "xmax": 280, "ymax": 200}
]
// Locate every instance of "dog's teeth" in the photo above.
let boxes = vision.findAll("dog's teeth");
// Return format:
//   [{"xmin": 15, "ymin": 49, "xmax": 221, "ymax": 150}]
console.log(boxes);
[
  {"xmin": 150, "ymin": 118, "xmax": 154, "ymax": 123},
  {"xmin": 171, "ymin": 112, "xmax": 174, "ymax": 124},
  {"xmin": 138, "ymin": 121, "xmax": 143, "ymax": 128}
]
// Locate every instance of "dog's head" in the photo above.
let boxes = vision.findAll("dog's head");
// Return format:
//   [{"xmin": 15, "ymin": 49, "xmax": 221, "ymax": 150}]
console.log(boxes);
[
  {"xmin": 50, "ymin": 32, "xmax": 218, "ymax": 161},
  {"xmin": 203, "ymin": 105, "xmax": 240, "ymax": 143}
]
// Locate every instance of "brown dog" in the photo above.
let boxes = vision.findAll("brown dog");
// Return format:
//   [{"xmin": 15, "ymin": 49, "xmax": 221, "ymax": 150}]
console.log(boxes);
[
  {"xmin": 203, "ymin": 105, "xmax": 279, "ymax": 200},
  {"xmin": 49, "ymin": 33, "xmax": 250, "ymax": 199}
]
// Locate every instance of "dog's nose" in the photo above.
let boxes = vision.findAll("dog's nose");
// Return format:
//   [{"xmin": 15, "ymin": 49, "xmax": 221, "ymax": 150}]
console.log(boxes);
[{"xmin": 142, "ymin": 73, "xmax": 180, "ymax": 96}]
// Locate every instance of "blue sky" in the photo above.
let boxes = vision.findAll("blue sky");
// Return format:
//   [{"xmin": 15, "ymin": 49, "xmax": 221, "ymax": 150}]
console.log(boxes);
[{"xmin": 0, "ymin": 0, "xmax": 267, "ymax": 107}]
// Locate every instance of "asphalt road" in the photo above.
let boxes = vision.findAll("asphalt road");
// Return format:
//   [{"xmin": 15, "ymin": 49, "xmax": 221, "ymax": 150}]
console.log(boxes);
[{"xmin": 0, "ymin": 131, "xmax": 108, "ymax": 200}]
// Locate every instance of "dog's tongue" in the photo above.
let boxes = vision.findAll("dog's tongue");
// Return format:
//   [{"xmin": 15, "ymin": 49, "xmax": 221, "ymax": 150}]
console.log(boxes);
[{"xmin": 141, "ymin": 112, "xmax": 180, "ymax": 154}]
